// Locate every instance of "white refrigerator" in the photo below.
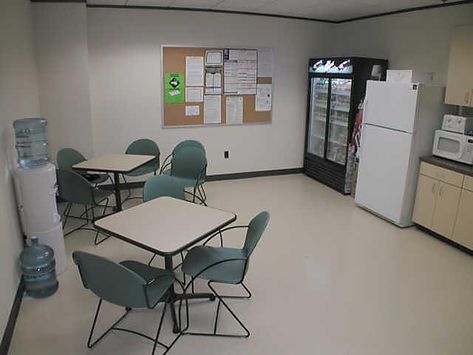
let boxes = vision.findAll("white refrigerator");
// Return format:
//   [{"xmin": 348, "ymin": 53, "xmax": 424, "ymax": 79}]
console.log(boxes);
[{"xmin": 355, "ymin": 81, "xmax": 448, "ymax": 227}]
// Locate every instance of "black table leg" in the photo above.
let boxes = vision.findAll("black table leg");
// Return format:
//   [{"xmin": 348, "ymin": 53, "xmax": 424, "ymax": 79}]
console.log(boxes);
[
  {"xmin": 164, "ymin": 256, "xmax": 180, "ymax": 334},
  {"xmin": 113, "ymin": 172, "xmax": 122, "ymax": 212}
]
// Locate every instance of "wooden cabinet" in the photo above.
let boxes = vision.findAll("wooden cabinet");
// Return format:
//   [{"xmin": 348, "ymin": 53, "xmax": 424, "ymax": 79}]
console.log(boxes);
[
  {"xmin": 452, "ymin": 190, "xmax": 473, "ymax": 250},
  {"xmin": 445, "ymin": 25, "xmax": 473, "ymax": 107},
  {"xmin": 412, "ymin": 168, "xmax": 462, "ymax": 238},
  {"xmin": 412, "ymin": 175, "xmax": 437, "ymax": 228},
  {"xmin": 413, "ymin": 161, "xmax": 473, "ymax": 249},
  {"xmin": 430, "ymin": 182, "xmax": 461, "ymax": 238}
]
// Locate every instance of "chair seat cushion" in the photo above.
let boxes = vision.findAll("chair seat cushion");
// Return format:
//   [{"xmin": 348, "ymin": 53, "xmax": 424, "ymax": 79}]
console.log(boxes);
[
  {"xmin": 182, "ymin": 246, "xmax": 247, "ymax": 284},
  {"xmin": 83, "ymin": 173, "xmax": 109, "ymax": 185},
  {"xmin": 93, "ymin": 189, "xmax": 113, "ymax": 204},
  {"xmin": 162, "ymin": 169, "xmax": 205, "ymax": 187},
  {"xmin": 120, "ymin": 260, "xmax": 175, "ymax": 306}
]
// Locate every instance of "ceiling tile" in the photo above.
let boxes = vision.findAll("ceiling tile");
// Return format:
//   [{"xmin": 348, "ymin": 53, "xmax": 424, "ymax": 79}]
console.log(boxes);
[
  {"xmin": 88, "ymin": 0, "xmax": 458, "ymax": 21},
  {"xmin": 213, "ymin": 0, "xmax": 277, "ymax": 11},
  {"xmin": 170, "ymin": 0, "xmax": 223, "ymax": 9},
  {"xmin": 127, "ymin": 0, "xmax": 175, "ymax": 6},
  {"xmin": 87, "ymin": 0, "xmax": 127, "ymax": 5}
]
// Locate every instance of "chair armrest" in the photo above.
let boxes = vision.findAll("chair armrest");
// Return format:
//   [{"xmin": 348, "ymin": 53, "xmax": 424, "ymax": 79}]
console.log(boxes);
[
  {"xmin": 202, "ymin": 225, "xmax": 249, "ymax": 246},
  {"xmin": 184, "ymin": 257, "xmax": 248, "ymax": 288}
]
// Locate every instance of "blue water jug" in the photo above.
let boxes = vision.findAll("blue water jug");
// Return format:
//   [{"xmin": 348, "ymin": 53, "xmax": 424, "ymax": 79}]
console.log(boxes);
[
  {"xmin": 13, "ymin": 118, "xmax": 49, "ymax": 168},
  {"xmin": 20, "ymin": 236, "xmax": 58, "ymax": 298}
]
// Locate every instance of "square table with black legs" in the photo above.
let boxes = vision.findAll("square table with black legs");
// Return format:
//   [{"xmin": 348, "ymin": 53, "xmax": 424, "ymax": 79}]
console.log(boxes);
[
  {"xmin": 94, "ymin": 196, "xmax": 237, "ymax": 333},
  {"xmin": 73, "ymin": 154, "xmax": 155, "ymax": 212}
]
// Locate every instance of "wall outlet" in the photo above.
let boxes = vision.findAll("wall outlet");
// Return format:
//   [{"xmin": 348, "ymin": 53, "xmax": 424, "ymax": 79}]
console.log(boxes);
[{"xmin": 224, "ymin": 151, "xmax": 229, "ymax": 159}]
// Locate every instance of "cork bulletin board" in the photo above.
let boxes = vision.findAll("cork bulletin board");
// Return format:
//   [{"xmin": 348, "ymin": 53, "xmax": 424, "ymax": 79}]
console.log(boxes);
[{"xmin": 162, "ymin": 46, "xmax": 274, "ymax": 128}]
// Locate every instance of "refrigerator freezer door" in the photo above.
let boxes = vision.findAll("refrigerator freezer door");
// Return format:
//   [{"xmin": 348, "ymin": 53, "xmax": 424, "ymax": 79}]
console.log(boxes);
[
  {"xmin": 365, "ymin": 81, "xmax": 419, "ymax": 133},
  {"xmin": 355, "ymin": 124, "xmax": 415, "ymax": 226}
]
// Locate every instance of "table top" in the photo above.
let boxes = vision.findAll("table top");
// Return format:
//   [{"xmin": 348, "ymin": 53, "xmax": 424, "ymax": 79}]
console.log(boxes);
[
  {"xmin": 73, "ymin": 154, "xmax": 155, "ymax": 173},
  {"xmin": 94, "ymin": 197, "xmax": 237, "ymax": 256}
]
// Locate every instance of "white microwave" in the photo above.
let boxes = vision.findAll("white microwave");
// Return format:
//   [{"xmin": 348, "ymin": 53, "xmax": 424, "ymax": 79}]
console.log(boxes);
[{"xmin": 432, "ymin": 130, "xmax": 473, "ymax": 165}]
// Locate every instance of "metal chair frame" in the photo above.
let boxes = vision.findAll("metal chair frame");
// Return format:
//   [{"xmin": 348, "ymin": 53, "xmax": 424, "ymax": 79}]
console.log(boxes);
[
  {"xmin": 181, "ymin": 224, "xmax": 259, "ymax": 338},
  {"xmin": 76, "ymin": 266, "xmax": 189, "ymax": 355},
  {"xmin": 62, "ymin": 198, "xmax": 111, "ymax": 245}
]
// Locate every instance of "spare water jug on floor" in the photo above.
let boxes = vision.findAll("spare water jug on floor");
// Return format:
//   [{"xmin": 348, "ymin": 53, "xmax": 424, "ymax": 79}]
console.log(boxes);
[{"xmin": 20, "ymin": 236, "xmax": 58, "ymax": 298}]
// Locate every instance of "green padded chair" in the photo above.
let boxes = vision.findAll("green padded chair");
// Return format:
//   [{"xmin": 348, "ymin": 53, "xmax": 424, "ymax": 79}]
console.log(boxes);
[
  {"xmin": 143, "ymin": 175, "xmax": 186, "ymax": 202},
  {"xmin": 122, "ymin": 139, "xmax": 160, "ymax": 202},
  {"xmin": 72, "ymin": 251, "xmax": 187, "ymax": 355},
  {"xmin": 125, "ymin": 139, "xmax": 160, "ymax": 176},
  {"xmin": 161, "ymin": 146, "xmax": 207, "ymax": 205},
  {"xmin": 57, "ymin": 169, "xmax": 112, "ymax": 245},
  {"xmin": 160, "ymin": 140, "xmax": 206, "ymax": 173},
  {"xmin": 181, "ymin": 211, "xmax": 270, "ymax": 338},
  {"xmin": 56, "ymin": 148, "xmax": 110, "ymax": 185}
]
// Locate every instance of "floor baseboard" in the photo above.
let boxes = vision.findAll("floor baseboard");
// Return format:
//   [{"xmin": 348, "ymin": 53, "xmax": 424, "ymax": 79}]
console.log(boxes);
[
  {"xmin": 0, "ymin": 279, "xmax": 25, "ymax": 355},
  {"xmin": 98, "ymin": 168, "xmax": 304, "ymax": 190}
]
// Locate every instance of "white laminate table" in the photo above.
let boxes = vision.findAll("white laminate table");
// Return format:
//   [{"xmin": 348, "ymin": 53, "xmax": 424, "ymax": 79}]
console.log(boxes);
[
  {"xmin": 73, "ymin": 154, "xmax": 155, "ymax": 211},
  {"xmin": 94, "ymin": 196, "xmax": 237, "ymax": 332}
]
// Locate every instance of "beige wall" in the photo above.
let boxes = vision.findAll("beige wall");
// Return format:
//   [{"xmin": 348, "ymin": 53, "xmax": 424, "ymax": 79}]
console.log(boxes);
[
  {"xmin": 0, "ymin": 0, "xmax": 40, "ymax": 335},
  {"xmin": 33, "ymin": 3, "xmax": 94, "ymax": 160},
  {"xmin": 35, "ymin": 7, "xmax": 333, "ymax": 174},
  {"xmin": 332, "ymin": 4, "xmax": 473, "ymax": 85}
]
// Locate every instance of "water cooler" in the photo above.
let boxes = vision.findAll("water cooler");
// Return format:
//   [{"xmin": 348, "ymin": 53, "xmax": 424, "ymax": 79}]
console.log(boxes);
[{"xmin": 13, "ymin": 118, "xmax": 67, "ymax": 274}]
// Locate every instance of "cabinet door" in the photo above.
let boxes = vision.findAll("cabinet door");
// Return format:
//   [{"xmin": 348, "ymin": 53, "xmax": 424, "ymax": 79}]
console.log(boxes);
[
  {"xmin": 412, "ymin": 175, "xmax": 437, "ymax": 228},
  {"xmin": 445, "ymin": 25, "xmax": 473, "ymax": 107},
  {"xmin": 431, "ymin": 183, "xmax": 462, "ymax": 238},
  {"xmin": 452, "ymin": 190, "xmax": 473, "ymax": 250}
]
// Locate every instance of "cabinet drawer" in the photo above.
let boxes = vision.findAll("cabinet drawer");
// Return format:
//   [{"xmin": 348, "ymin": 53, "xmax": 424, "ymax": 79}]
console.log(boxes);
[
  {"xmin": 420, "ymin": 162, "xmax": 464, "ymax": 187},
  {"xmin": 462, "ymin": 175, "xmax": 473, "ymax": 192}
]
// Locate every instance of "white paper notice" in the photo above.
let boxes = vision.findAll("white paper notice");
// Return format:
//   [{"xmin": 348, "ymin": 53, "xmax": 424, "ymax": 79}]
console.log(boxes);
[
  {"xmin": 226, "ymin": 96, "xmax": 243, "ymax": 125},
  {"xmin": 185, "ymin": 106, "xmax": 200, "ymax": 116},
  {"xmin": 257, "ymin": 48, "xmax": 274, "ymax": 78},
  {"xmin": 224, "ymin": 49, "xmax": 257, "ymax": 95},
  {"xmin": 204, "ymin": 95, "xmax": 221, "ymax": 124},
  {"xmin": 186, "ymin": 56, "xmax": 204, "ymax": 86},
  {"xmin": 185, "ymin": 87, "xmax": 203, "ymax": 102},
  {"xmin": 205, "ymin": 50, "xmax": 223, "ymax": 66},
  {"xmin": 255, "ymin": 84, "xmax": 272, "ymax": 111}
]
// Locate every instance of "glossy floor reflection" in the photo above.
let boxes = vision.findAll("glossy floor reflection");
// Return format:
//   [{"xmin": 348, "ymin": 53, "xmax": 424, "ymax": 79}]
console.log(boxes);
[{"xmin": 10, "ymin": 174, "xmax": 473, "ymax": 355}]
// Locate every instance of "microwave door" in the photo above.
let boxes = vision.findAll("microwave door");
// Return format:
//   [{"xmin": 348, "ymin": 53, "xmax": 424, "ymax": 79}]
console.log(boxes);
[{"xmin": 434, "ymin": 131, "xmax": 463, "ymax": 160}]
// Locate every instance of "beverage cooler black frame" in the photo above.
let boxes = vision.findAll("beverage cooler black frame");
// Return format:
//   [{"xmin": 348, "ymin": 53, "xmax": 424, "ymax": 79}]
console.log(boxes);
[{"xmin": 304, "ymin": 57, "xmax": 388, "ymax": 194}]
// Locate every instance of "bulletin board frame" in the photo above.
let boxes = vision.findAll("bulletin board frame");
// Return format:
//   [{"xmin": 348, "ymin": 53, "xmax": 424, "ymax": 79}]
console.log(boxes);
[{"xmin": 161, "ymin": 45, "xmax": 274, "ymax": 128}]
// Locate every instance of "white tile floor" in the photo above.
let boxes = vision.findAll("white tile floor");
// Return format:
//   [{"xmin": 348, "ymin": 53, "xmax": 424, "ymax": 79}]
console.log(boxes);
[{"xmin": 10, "ymin": 174, "xmax": 473, "ymax": 355}]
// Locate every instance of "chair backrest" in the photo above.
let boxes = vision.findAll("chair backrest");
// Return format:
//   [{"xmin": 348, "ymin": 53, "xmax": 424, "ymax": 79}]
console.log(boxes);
[
  {"xmin": 57, "ymin": 148, "xmax": 85, "ymax": 171},
  {"xmin": 143, "ymin": 175, "xmax": 185, "ymax": 202},
  {"xmin": 243, "ymin": 211, "xmax": 270, "ymax": 257},
  {"xmin": 56, "ymin": 169, "xmax": 95, "ymax": 205},
  {"xmin": 173, "ymin": 140, "xmax": 205, "ymax": 156},
  {"xmin": 126, "ymin": 138, "xmax": 160, "ymax": 170},
  {"xmin": 72, "ymin": 251, "xmax": 148, "ymax": 308},
  {"xmin": 170, "ymin": 146, "xmax": 207, "ymax": 180}
]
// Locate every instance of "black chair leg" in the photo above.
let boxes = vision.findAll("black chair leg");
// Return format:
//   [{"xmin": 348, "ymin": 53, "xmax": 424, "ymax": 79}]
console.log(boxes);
[
  {"xmin": 87, "ymin": 299, "xmax": 131, "ymax": 348},
  {"xmin": 184, "ymin": 281, "xmax": 250, "ymax": 338}
]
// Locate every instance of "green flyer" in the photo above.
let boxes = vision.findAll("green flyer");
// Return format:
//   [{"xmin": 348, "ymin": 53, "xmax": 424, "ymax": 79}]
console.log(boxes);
[{"xmin": 165, "ymin": 72, "xmax": 184, "ymax": 104}]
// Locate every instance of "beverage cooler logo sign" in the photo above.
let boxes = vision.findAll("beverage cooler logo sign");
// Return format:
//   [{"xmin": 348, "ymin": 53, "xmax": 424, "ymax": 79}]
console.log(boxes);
[{"xmin": 311, "ymin": 59, "xmax": 353, "ymax": 74}]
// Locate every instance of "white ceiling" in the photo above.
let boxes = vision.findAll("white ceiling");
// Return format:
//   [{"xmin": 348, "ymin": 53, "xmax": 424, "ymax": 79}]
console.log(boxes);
[{"xmin": 86, "ymin": 0, "xmax": 460, "ymax": 22}]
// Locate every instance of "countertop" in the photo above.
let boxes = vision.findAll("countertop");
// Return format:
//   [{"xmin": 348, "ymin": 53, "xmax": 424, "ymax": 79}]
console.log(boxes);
[{"xmin": 421, "ymin": 156, "xmax": 473, "ymax": 177}]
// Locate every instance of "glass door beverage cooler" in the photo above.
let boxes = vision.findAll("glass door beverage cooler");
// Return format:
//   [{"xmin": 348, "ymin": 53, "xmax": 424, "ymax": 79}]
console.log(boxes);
[{"xmin": 304, "ymin": 57, "xmax": 388, "ymax": 194}]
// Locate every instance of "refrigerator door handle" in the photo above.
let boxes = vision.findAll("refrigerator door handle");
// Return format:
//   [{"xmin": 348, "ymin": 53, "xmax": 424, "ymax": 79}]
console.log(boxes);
[{"xmin": 439, "ymin": 184, "xmax": 444, "ymax": 197}]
